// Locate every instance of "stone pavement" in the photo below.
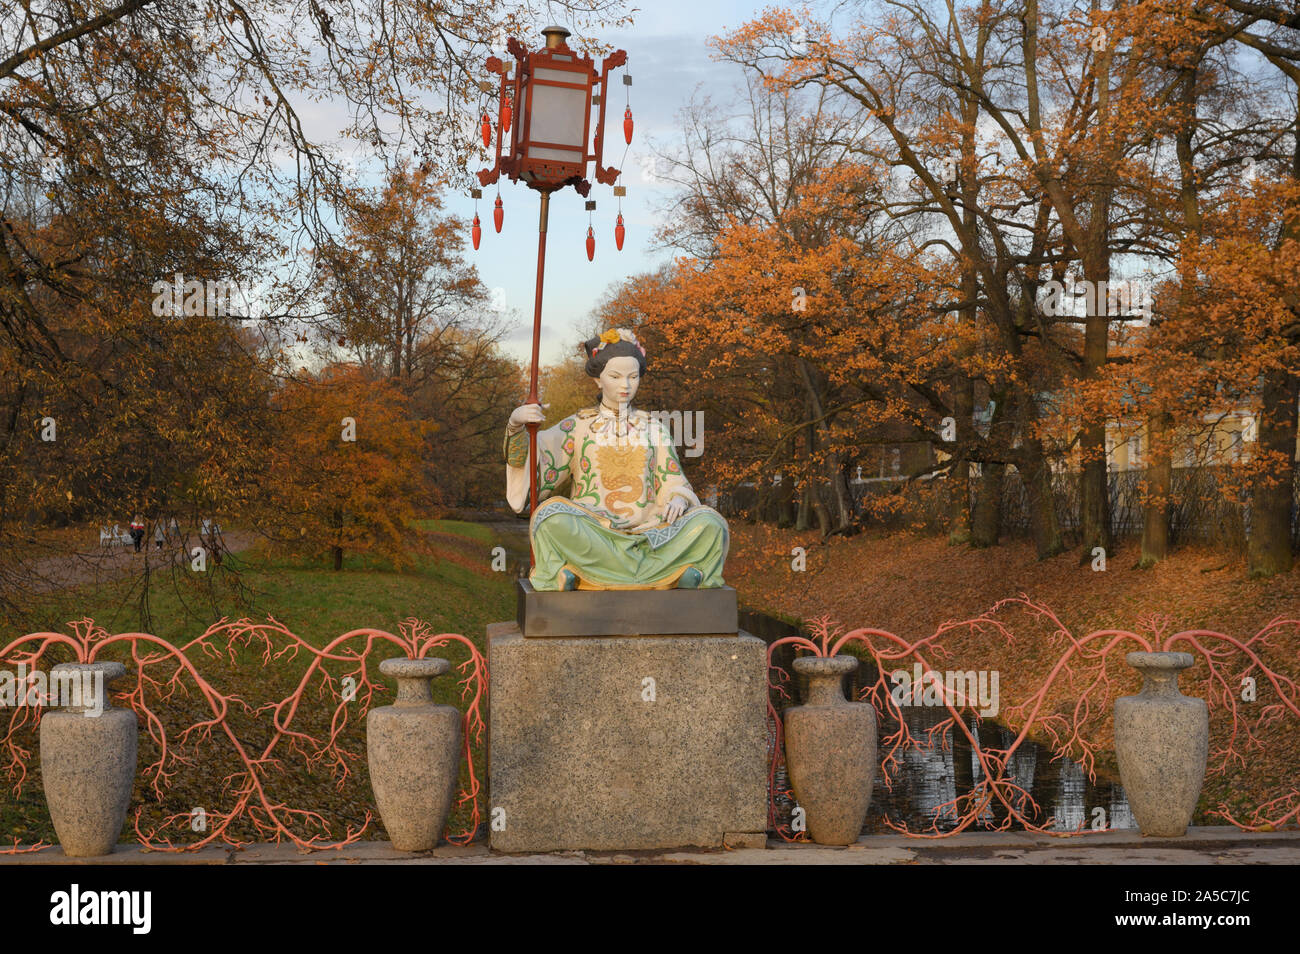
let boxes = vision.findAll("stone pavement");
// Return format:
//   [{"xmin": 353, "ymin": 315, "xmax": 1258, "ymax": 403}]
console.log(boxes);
[{"xmin": 3, "ymin": 827, "xmax": 1297, "ymax": 864}]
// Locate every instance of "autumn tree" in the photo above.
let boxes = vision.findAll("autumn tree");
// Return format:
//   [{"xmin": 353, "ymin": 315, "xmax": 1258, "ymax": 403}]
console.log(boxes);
[
  {"xmin": 408, "ymin": 327, "xmax": 525, "ymax": 508},
  {"xmin": 317, "ymin": 162, "xmax": 528, "ymax": 509},
  {"xmin": 1105, "ymin": 1, "xmax": 1299, "ymax": 574},
  {"xmin": 0, "ymin": 121, "xmax": 276, "ymax": 625},
  {"xmin": 261, "ymin": 365, "xmax": 431, "ymax": 570},
  {"xmin": 1199, "ymin": 1, "xmax": 1300, "ymax": 576},
  {"xmin": 604, "ymin": 157, "xmax": 963, "ymax": 536},
  {"xmin": 641, "ymin": 79, "xmax": 936, "ymax": 533},
  {"xmin": 321, "ymin": 163, "xmax": 492, "ymax": 382},
  {"xmin": 1, "ymin": 1, "xmax": 633, "ymax": 620},
  {"xmin": 539, "ymin": 348, "xmax": 599, "ymax": 424},
  {"xmin": 710, "ymin": 2, "xmax": 1249, "ymax": 561}
]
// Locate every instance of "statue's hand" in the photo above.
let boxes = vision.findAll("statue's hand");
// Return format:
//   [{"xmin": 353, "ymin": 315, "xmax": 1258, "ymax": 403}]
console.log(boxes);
[
  {"xmin": 663, "ymin": 494, "xmax": 690, "ymax": 524},
  {"xmin": 508, "ymin": 402, "xmax": 548, "ymax": 431}
]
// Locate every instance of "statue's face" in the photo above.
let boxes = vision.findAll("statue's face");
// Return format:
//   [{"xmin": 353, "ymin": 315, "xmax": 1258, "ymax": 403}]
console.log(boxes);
[{"xmin": 597, "ymin": 355, "xmax": 641, "ymax": 408}]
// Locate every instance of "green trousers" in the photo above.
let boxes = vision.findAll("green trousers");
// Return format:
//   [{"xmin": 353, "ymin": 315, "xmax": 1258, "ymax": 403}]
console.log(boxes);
[{"xmin": 528, "ymin": 497, "xmax": 729, "ymax": 591}]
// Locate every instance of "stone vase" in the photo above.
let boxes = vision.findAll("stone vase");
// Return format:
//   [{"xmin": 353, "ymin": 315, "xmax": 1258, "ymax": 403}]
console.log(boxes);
[
  {"xmin": 783, "ymin": 655, "xmax": 876, "ymax": 845},
  {"xmin": 39, "ymin": 661, "xmax": 137, "ymax": 857},
  {"xmin": 366, "ymin": 657, "xmax": 462, "ymax": 851},
  {"xmin": 1114, "ymin": 651, "xmax": 1208, "ymax": 837}
]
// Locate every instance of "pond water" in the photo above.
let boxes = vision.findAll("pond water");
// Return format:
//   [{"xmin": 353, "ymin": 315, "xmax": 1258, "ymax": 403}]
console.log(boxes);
[{"xmin": 485, "ymin": 520, "xmax": 1135, "ymax": 834}]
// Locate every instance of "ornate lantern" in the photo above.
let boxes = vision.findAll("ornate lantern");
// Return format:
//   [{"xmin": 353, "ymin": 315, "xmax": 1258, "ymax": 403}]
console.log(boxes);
[
  {"xmin": 478, "ymin": 25, "xmax": 625, "ymax": 195},
  {"xmin": 473, "ymin": 25, "xmax": 630, "ymax": 529}
]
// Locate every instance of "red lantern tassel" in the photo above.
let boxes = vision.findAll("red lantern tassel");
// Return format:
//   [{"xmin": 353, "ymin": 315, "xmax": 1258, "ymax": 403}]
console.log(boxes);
[
  {"xmin": 481, "ymin": 112, "xmax": 492, "ymax": 149},
  {"xmin": 623, "ymin": 107, "xmax": 633, "ymax": 145},
  {"xmin": 586, "ymin": 225, "xmax": 595, "ymax": 261},
  {"xmin": 493, "ymin": 195, "xmax": 504, "ymax": 233},
  {"xmin": 502, "ymin": 96, "xmax": 513, "ymax": 134},
  {"xmin": 472, "ymin": 213, "xmax": 482, "ymax": 250},
  {"xmin": 615, "ymin": 212, "xmax": 625, "ymax": 251}
]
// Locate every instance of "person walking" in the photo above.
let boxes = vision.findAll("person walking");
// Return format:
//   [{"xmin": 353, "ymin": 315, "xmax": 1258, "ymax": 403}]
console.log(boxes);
[
  {"xmin": 129, "ymin": 514, "xmax": 145, "ymax": 553},
  {"xmin": 154, "ymin": 520, "xmax": 165, "ymax": 550}
]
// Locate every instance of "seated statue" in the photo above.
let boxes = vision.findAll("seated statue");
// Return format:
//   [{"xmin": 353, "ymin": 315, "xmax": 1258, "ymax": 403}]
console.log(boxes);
[{"xmin": 504, "ymin": 328, "xmax": 729, "ymax": 591}]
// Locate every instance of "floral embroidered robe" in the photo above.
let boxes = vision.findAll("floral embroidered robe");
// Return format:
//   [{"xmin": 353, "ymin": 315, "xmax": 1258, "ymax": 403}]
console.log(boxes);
[{"xmin": 504, "ymin": 404, "xmax": 729, "ymax": 590}]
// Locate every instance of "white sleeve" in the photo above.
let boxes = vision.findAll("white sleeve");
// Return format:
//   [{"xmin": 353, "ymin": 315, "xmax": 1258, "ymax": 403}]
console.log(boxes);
[{"xmin": 504, "ymin": 418, "xmax": 572, "ymax": 513}]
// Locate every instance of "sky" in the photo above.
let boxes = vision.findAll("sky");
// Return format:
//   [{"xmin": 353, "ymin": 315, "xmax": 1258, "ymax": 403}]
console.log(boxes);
[{"xmin": 447, "ymin": 1, "xmax": 762, "ymax": 367}]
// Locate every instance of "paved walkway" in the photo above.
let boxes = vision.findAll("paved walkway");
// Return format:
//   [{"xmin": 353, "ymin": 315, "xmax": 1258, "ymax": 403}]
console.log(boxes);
[{"xmin": 5, "ymin": 827, "xmax": 1297, "ymax": 865}]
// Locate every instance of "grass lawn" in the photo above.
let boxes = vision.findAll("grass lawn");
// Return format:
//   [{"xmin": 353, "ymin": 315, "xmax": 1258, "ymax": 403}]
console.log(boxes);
[
  {"xmin": 1, "ymin": 520, "xmax": 515, "ymax": 850},
  {"xmin": 408, "ymin": 518, "xmax": 497, "ymax": 544}
]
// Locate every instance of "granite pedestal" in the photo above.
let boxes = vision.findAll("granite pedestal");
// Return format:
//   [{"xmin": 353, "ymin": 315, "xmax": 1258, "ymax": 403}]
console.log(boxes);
[{"xmin": 487, "ymin": 620, "xmax": 768, "ymax": 852}]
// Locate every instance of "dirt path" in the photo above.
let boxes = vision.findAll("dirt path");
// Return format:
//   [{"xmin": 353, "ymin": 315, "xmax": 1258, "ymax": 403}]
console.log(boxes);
[{"xmin": 17, "ymin": 531, "xmax": 253, "ymax": 594}]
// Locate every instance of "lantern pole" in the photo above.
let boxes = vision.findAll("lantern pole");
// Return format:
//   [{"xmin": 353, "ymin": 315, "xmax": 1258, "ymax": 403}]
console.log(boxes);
[{"xmin": 527, "ymin": 188, "xmax": 552, "ymax": 543}]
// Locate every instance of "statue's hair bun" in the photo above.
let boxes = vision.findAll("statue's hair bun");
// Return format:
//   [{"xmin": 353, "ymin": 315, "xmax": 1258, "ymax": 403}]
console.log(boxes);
[{"xmin": 581, "ymin": 329, "xmax": 648, "ymax": 378}]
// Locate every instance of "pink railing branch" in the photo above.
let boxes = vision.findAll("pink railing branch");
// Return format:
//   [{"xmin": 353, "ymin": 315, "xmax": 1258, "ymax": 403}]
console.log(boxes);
[
  {"xmin": 766, "ymin": 596, "xmax": 1300, "ymax": 840},
  {"xmin": 0, "ymin": 616, "xmax": 487, "ymax": 855}
]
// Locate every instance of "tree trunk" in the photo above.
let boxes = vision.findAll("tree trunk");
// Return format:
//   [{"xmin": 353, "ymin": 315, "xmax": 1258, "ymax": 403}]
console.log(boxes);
[
  {"xmin": 1247, "ymin": 94, "xmax": 1300, "ymax": 575},
  {"xmin": 1078, "ymin": 387, "xmax": 1112, "ymax": 558},
  {"xmin": 970, "ymin": 462, "xmax": 1004, "ymax": 548},
  {"xmin": 1144, "ymin": 64, "xmax": 1200, "ymax": 568},
  {"xmin": 1080, "ymin": 0, "xmax": 1116, "ymax": 562},
  {"xmin": 1078, "ymin": 282, "xmax": 1113, "ymax": 561},
  {"xmin": 828, "ymin": 452, "xmax": 853, "ymax": 531},
  {"xmin": 812, "ymin": 490, "xmax": 832, "ymax": 536},
  {"xmin": 1022, "ymin": 439, "xmax": 1064, "ymax": 558},
  {"xmin": 1140, "ymin": 412, "xmax": 1172, "ymax": 567},
  {"xmin": 774, "ymin": 474, "xmax": 795, "ymax": 528},
  {"xmin": 948, "ymin": 374, "xmax": 974, "ymax": 545},
  {"xmin": 796, "ymin": 357, "xmax": 852, "ymax": 532},
  {"xmin": 795, "ymin": 481, "xmax": 813, "ymax": 531},
  {"xmin": 1247, "ymin": 368, "xmax": 1298, "ymax": 577},
  {"xmin": 392, "ymin": 310, "xmax": 402, "ymax": 379},
  {"xmin": 753, "ymin": 479, "xmax": 769, "ymax": 525},
  {"xmin": 796, "ymin": 403, "xmax": 818, "ymax": 532}
]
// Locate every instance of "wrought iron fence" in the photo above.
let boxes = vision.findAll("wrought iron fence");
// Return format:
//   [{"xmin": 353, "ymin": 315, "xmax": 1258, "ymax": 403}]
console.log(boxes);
[{"xmin": 819, "ymin": 464, "xmax": 1298, "ymax": 551}]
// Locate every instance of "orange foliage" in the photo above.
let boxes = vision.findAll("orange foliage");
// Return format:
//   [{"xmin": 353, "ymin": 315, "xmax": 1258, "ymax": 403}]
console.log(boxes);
[{"xmin": 263, "ymin": 365, "xmax": 433, "ymax": 569}]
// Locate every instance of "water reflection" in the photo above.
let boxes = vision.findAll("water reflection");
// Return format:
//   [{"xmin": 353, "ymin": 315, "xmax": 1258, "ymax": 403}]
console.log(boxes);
[{"xmin": 742, "ymin": 609, "xmax": 1135, "ymax": 835}]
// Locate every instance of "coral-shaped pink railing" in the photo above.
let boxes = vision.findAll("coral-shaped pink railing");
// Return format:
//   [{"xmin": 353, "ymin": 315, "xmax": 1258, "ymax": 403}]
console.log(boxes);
[
  {"xmin": 4, "ymin": 598, "xmax": 1295, "ymax": 854},
  {"xmin": 766, "ymin": 596, "xmax": 1300, "ymax": 840},
  {"xmin": 0, "ymin": 617, "xmax": 486, "ymax": 854}
]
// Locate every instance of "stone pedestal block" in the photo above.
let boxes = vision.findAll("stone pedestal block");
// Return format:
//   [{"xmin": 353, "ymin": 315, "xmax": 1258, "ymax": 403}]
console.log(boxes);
[{"xmin": 487, "ymin": 622, "xmax": 768, "ymax": 851}]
